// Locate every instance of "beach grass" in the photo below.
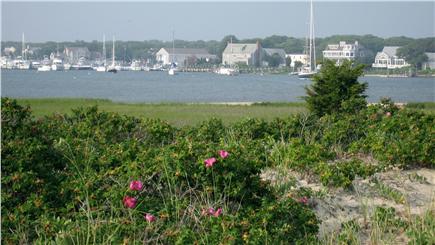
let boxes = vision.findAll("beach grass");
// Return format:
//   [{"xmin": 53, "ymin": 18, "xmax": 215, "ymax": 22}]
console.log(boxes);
[{"xmin": 14, "ymin": 98, "xmax": 307, "ymax": 126}]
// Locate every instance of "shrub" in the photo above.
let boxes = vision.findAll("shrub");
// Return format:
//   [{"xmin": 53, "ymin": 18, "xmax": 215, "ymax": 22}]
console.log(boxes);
[
  {"xmin": 304, "ymin": 60, "xmax": 367, "ymax": 116},
  {"xmin": 316, "ymin": 159, "xmax": 377, "ymax": 188},
  {"xmin": 1, "ymin": 100, "xmax": 319, "ymax": 244}
]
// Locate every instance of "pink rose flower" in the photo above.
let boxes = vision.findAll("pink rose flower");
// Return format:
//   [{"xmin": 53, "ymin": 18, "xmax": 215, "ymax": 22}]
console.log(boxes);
[
  {"xmin": 204, "ymin": 157, "xmax": 217, "ymax": 168},
  {"xmin": 129, "ymin": 180, "xmax": 143, "ymax": 191},
  {"xmin": 298, "ymin": 196, "xmax": 309, "ymax": 205},
  {"xmin": 219, "ymin": 150, "xmax": 229, "ymax": 159},
  {"xmin": 385, "ymin": 112, "xmax": 392, "ymax": 117},
  {"xmin": 208, "ymin": 207, "xmax": 215, "ymax": 215},
  {"xmin": 145, "ymin": 213, "xmax": 156, "ymax": 223},
  {"xmin": 213, "ymin": 208, "xmax": 223, "ymax": 217},
  {"xmin": 206, "ymin": 207, "xmax": 223, "ymax": 217},
  {"xmin": 123, "ymin": 196, "xmax": 137, "ymax": 208}
]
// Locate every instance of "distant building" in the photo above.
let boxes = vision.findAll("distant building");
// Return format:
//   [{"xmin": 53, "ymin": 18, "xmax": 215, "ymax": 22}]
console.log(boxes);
[
  {"xmin": 64, "ymin": 47, "xmax": 91, "ymax": 63},
  {"xmin": 156, "ymin": 48, "xmax": 216, "ymax": 67},
  {"xmin": 372, "ymin": 46, "xmax": 410, "ymax": 69},
  {"xmin": 263, "ymin": 48, "xmax": 287, "ymax": 66},
  {"xmin": 285, "ymin": 54, "xmax": 308, "ymax": 67},
  {"xmin": 322, "ymin": 41, "xmax": 363, "ymax": 64},
  {"xmin": 222, "ymin": 42, "xmax": 262, "ymax": 66},
  {"xmin": 422, "ymin": 52, "xmax": 435, "ymax": 70},
  {"xmin": 3, "ymin": 47, "xmax": 16, "ymax": 56}
]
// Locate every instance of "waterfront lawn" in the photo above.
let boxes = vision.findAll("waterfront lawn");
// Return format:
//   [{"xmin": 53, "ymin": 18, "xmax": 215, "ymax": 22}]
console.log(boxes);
[{"xmin": 14, "ymin": 98, "xmax": 307, "ymax": 126}]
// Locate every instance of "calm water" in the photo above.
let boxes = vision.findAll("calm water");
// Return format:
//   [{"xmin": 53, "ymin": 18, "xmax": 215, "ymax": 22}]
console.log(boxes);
[{"xmin": 1, "ymin": 70, "xmax": 434, "ymax": 103}]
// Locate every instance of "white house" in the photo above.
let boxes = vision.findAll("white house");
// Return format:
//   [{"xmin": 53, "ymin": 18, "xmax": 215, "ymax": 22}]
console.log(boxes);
[
  {"xmin": 372, "ymin": 46, "xmax": 409, "ymax": 69},
  {"xmin": 422, "ymin": 52, "xmax": 435, "ymax": 70},
  {"xmin": 323, "ymin": 41, "xmax": 362, "ymax": 64},
  {"xmin": 155, "ymin": 48, "xmax": 216, "ymax": 67},
  {"xmin": 285, "ymin": 54, "xmax": 308, "ymax": 67},
  {"xmin": 222, "ymin": 42, "xmax": 262, "ymax": 66}
]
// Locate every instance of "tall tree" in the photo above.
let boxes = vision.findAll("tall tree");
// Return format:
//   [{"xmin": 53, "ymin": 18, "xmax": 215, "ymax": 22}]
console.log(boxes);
[{"xmin": 304, "ymin": 60, "xmax": 367, "ymax": 116}]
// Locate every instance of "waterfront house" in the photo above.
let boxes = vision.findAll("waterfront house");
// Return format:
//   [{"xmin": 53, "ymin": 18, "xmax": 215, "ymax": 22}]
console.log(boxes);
[
  {"xmin": 422, "ymin": 52, "xmax": 435, "ymax": 70},
  {"xmin": 155, "ymin": 48, "xmax": 216, "ymax": 67},
  {"xmin": 222, "ymin": 42, "xmax": 262, "ymax": 67},
  {"xmin": 263, "ymin": 48, "xmax": 287, "ymax": 66},
  {"xmin": 3, "ymin": 47, "xmax": 16, "ymax": 56},
  {"xmin": 285, "ymin": 54, "xmax": 308, "ymax": 68},
  {"xmin": 322, "ymin": 41, "xmax": 363, "ymax": 64},
  {"xmin": 372, "ymin": 46, "xmax": 409, "ymax": 69},
  {"xmin": 64, "ymin": 47, "xmax": 91, "ymax": 64}
]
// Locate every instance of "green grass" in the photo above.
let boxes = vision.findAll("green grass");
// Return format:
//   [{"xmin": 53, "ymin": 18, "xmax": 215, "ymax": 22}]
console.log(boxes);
[{"xmin": 13, "ymin": 98, "xmax": 307, "ymax": 126}]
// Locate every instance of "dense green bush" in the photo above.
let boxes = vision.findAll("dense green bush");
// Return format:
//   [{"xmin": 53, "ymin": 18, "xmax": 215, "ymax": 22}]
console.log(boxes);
[
  {"xmin": 2, "ymin": 97, "xmax": 434, "ymax": 243},
  {"xmin": 1, "ymin": 98, "xmax": 319, "ymax": 244}
]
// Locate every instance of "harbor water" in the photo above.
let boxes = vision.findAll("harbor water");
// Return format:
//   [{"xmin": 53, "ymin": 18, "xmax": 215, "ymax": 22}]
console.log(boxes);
[{"xmin": 1, "ymin": 70, "xmax": 434, "ymax": 103}]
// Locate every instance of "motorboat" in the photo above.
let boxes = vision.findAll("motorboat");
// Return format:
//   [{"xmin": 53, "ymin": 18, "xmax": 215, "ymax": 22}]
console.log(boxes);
[
  {"xmin": 130, "ymin": 60, "xmax": 142, "ymax": 71},
  {"xmin": 215, "ymin": 67, "xmax": 238, "ymax": 76},
  {"xmin": 37, "ymin": 65, "xmax": 51, "ymax": 71},
  {"xmin": 51, "ymin": 58, "xmax": 64, "ymax": 71}
]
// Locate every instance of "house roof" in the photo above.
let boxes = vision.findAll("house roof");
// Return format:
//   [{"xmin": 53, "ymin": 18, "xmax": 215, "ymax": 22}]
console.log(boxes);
[
  {"xmin": 264, "ymin": 48, "xmax": 286, "ymax": 57},
  {"xmin": 65, "ymin": 47, "xmax": 90, "ymax": 52},
  {"xmin": 223, "ymin": 43, "xmax": 259, "ymax": 54},
  {"xmin": 382, "ymin": 46, "xmax": 400, "ymax": 57},
  {"xmin": 424, "ymin": 52, "xmax": 435, "ymax": 61},
  {"xmin": 163, "ymin": 48, "xmax": 214, "ymax": 56}
]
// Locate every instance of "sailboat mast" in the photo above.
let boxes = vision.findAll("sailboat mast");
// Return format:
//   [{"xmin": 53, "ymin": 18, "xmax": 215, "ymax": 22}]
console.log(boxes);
[
  {"xmin": 230, "ymin": 37, "xmax": 233, "ymax": 66},
  {"xmin": 112, "ymin": 36, "xmax": 115, "ymax": 67},
  {"xmin": 22, "ymin": 32, "xmax": 25, "ymax": 61},
  {"xmin": 309, "ymin": 0, "xmax": 316, "ymax": 72},
  {"xmin": 103, "ymin": 34, "xmax": 106, "ymax": 66},
  {"xmin": 172, "ymin": 30, "xmax": 175, "ymax": 64}
]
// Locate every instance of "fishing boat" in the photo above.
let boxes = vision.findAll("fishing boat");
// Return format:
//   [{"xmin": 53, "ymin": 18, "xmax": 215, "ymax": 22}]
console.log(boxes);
[{"xmin": 298, "ymin": 0, "xmax": 317, "ymax": 79}]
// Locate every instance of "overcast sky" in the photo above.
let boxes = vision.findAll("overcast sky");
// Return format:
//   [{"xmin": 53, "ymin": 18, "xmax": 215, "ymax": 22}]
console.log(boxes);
[{"xmin": 1, "ymin": 1, "xmax": 434, "ymax": 42}]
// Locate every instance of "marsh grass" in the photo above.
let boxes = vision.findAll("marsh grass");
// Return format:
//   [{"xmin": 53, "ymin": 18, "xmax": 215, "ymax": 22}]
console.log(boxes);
[{"xmin": 14, "ymin": 98, "xmax": 307, "ymax": 126}]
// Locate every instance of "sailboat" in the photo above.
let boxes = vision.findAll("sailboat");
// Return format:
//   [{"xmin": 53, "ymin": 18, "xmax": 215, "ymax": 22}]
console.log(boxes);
[
  {"xmin": 168, "ymin": 31, "xmax": 177, "ymax": 75},
  {"xmin": 15, "ymin": 33, "xmax": 31, "ymax": 70},
  {"xmin": 298, "ymin": 0, "xmax": 317, "ymax": 78},
  {"xmin": 107, "ymin": 36, "xmax": 118, "ymax": 73},
  {"xmin": 96, "ymin": 35, "xmax": 107, "ymax": 72}
]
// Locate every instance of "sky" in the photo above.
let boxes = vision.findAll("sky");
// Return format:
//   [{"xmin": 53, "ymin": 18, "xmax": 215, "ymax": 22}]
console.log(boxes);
[{"xmin": 1, "ymin": 1, "xmax": 434, "ymax": 42}]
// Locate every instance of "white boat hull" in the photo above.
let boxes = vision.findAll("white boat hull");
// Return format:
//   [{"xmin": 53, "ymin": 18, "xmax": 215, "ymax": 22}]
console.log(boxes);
[
  {"xmin": 37, "ymin": 65, "xmax": 51, "ymax": 71},
  {"xmin": 51, "ymin": 64, "xmax": 64, "ymax": 71},
  {"xmin": 96, "ymin": 66, "xmax": 106, "ymax": 72},
  {"xmin": 215, "ymin": 67, "xmax": 238, "ymax": 76},
  {"xmin": 297, "ymin": 71, "xmax": 317, "ymax": 78}
]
